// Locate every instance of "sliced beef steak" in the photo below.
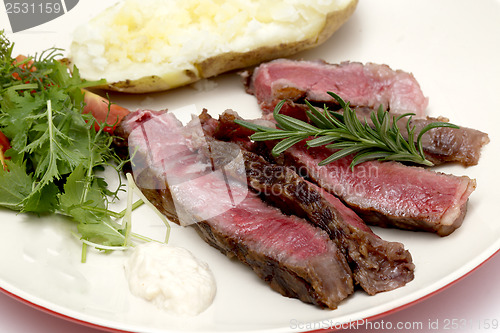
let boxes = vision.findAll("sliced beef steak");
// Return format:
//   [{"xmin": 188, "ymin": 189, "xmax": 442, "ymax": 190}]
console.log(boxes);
[
  {"xmin": 209, "ymin": 141, "xmax": 415, "ymax": 295},
  {"xmin": 209, "ymin": 109, "xmax": 476, "ymax": 236},
  {"xmin": 242, "ymin": 59, "xmax": 489, "ymax": 167},
  {"xmin": 116, "ymin": 109, "xmax": 354, "ymax": 309},
  {"xmin": 201, "ymin": 111, "xmax": 415, "ymax": 295},
  {"xmin": 243, "ymin": 58, "xmax": 429, "ymax": 116},
  {"xmin": 396, "ymin": 112, "xmax": 490, "ymax": 167},
  {"xmin": 284, "ymin": 144, "xmax": 476, "ymax": 236}
]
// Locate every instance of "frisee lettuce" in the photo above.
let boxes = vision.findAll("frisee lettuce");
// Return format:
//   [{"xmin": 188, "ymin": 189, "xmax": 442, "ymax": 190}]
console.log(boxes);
[{"xmin": 0, "ymin": 30, "xmax": 145, "ymax": 261}]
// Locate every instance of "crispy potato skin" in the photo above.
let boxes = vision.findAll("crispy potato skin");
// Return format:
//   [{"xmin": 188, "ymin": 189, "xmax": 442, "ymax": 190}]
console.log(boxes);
[{"xmin": 94, "ymin": 0, "xmax": 358, "ymax": 94}]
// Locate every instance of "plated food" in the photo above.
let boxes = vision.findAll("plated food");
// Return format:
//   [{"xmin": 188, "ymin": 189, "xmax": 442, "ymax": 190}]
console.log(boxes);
[
  {"xmin": 109, "ymin": 56, "xmax": 488, "ymax": 310},
  {"xmin": 0, "ymin": 0, "xmax": 498, "ymax": 330}
]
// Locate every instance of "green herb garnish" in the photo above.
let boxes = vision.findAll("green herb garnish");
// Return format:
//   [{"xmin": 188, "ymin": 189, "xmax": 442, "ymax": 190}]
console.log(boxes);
[
  {"xmin": 0, "ymin": 30, "xmax": 143, "ymax": 259},
  {"xmin": 235, "ymin": 91, "xmax": 459, "ymax": 168}
]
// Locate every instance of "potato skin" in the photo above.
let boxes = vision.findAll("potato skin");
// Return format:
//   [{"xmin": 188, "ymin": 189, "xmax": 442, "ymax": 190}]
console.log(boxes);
[
  {"xmin": 96, "ymin": 0, "xmax": 358, "ymax": 94},
  {"xmin": 103, "ymin": 69, "xmax": 199, "ymax": 94}
]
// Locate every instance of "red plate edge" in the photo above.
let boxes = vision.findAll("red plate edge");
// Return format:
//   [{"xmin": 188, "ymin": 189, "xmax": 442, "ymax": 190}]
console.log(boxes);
[
  {"xmin": 0, "ymin": 248, "xmax": 499, "ymax": 333},
  {"xmin": 308, "ymin": 247, "xmax": 500, "ymax": 333},
  {"xmin": 0, "ymin": 287, "xmax": 128, "ymax": 333}
]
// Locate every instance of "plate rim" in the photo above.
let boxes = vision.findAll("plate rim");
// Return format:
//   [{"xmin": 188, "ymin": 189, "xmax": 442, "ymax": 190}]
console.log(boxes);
[
  {"xmin": 1, "ymin": 246, "xmax": 499, "ymax": 333},
  {"xmin": 1, "ymin": 0, "xmax": 499, "ymax": 331}
]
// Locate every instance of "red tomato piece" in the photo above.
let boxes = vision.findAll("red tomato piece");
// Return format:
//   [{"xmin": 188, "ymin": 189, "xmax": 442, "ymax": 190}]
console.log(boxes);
[{"xmin": 82, "ymin": 89, "xmax": 130, "ymax": 133}]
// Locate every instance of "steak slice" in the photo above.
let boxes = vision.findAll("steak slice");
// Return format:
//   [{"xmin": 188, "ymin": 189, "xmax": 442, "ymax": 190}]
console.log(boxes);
[
  {"xmin": 201, "ymin": 111, "xmax": 415, "ymax": 295},
  {"xmin": 264, "ymin": 101, "xmax": 489, "ymax": 167},
  {"xmin": 242, "ymin": 58, "xmax": 429, "ymax": 116},
  {"xmin": 116, "ymin": 109, "xmax": 354, "ymax": 309},
  {"xmin": 394, "ymin": 112, "xmax": 490, "ymax": 167},
  {"xmin": 284, "ymin": 144, "xmax": 476, "ymax": 236}
]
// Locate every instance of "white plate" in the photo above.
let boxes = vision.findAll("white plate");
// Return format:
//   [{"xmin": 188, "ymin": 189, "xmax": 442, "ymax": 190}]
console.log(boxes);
[{"xmin": 1, "ymin": 0, "xmax": 499, "ymax": 332}]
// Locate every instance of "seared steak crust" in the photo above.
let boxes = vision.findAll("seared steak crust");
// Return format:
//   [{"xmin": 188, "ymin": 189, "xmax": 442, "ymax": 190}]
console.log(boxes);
[
  {"xmin": 242, "ymin": 150, "xmax": 415, "ymax": 295},
  {"xmin": 192, "ymin": 219, "xmax": 353, "ymax": 307}
]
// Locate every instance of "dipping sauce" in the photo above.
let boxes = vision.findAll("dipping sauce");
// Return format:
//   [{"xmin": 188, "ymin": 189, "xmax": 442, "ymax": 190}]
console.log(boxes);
[{"xmin": 124, "ymin": 242, "xmax": 216, "ymax": 316}]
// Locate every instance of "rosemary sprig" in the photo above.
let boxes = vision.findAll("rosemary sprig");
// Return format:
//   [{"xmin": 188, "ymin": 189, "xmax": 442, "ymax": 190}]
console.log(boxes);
[{"xmin": 234, "ymin": 92, "xmax": 459, "ymax": 169}]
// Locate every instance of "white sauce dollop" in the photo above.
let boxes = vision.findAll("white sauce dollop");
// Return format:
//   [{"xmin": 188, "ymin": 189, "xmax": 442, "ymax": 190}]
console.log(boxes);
[{"xmin": 124, "ymin": 242, "xmax": 216, "ymax": 316}]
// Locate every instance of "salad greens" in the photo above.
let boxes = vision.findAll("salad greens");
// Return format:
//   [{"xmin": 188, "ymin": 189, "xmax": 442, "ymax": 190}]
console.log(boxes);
[{"xmin": 0, "ymin": 30, "xmax": 156, "ymax": 260}]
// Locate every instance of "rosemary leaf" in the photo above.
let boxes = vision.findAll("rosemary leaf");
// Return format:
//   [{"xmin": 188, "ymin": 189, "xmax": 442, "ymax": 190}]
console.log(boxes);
[
  {"xmin": 272, "ymin": 135, "xmax": 308, "ymax": 156},
  {"xmin": 351, "ymin": 151, "xmax": 393, "ymax": 167},
  {"xmin": 236, "ymin": 91, "xmax": 459, "ymax": 168},
  {"xmin": 306, "ymin": 135, "xmax": 337, "ymax": 147},
  {"xmin": 319, "ymin": 145, "xmax": 367, "ymax": 166},
  {"xmin": 304, "ymin": 100, "xmax": 332, "ymax": 129},
  {"xmin": 274, "ymin": 114, "xmax": 318, "ymax": 132},
  {"xmin": 250, "ymin": 130, "xmax": 299, "ymax": 141}
]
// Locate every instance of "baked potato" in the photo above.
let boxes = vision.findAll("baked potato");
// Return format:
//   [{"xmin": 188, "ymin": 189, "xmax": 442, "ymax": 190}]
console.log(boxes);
[{"xmin": 69, "ymin": 0, "xmax": 358, "ymax": 94}]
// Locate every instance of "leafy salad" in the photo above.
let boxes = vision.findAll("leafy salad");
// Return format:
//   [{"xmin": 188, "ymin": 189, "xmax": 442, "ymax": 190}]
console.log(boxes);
[{"xmin": 0, "ymin": 30, "xmax": 166, "ymax": 261}]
